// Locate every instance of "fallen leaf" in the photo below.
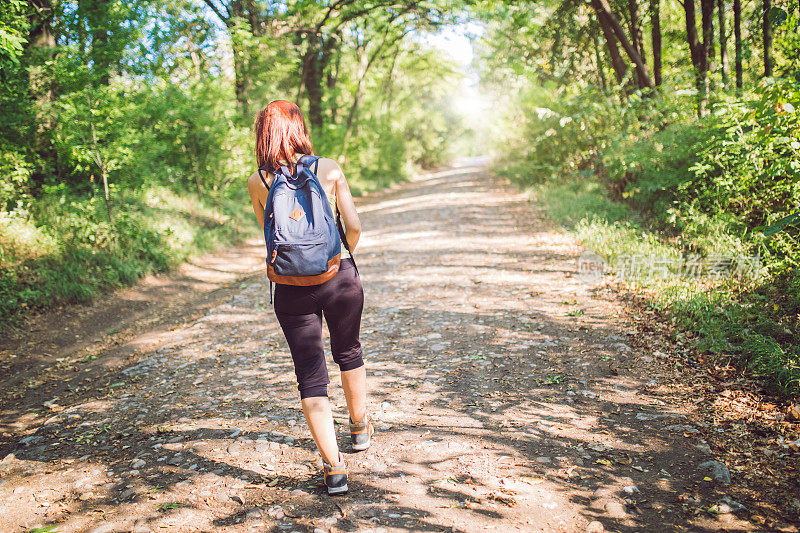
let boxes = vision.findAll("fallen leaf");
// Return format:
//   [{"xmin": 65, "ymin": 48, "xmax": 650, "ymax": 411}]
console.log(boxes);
[{"xmin": 487, "ymin": 492, "xmax": 517, "ymax": 507}]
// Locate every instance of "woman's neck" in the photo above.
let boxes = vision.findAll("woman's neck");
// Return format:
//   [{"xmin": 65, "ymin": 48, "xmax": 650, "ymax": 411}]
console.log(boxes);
[{"xmin": 282, "ymin": 153, "xmax": 304, "ymax": 165}]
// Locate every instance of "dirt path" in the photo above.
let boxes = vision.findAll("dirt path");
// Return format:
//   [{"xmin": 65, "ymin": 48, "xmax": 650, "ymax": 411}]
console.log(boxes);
[{"xmin": 0, "ymin": 159, "xmax": 785, "ymax": 532}]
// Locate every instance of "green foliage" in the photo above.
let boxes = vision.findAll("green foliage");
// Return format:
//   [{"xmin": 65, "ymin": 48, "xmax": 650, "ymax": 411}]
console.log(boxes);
[
  {"xmin": 495, "ymin": 76, "xmax": 800, "ymax": 396},
  {"xmin": 25, "ymin": 526, "xmax": 58, "ymax": 533},
  {"xmin": 0, "ymin": 141, "xmax": 33, "ymax": 208},
  {"xmin": 525, "ymin": 177, "xmax": 632, "ymax": 227},
  {"xmin": 0, "ymin": 0, "xmax": 29, "ymax": 66},
  {"xmin": 0, "ymin": 186, "xmax": 255, "ymax": 325},
  {"xmin": 676, "ymin": 76, "xmax": 800, "ymax": 273}
]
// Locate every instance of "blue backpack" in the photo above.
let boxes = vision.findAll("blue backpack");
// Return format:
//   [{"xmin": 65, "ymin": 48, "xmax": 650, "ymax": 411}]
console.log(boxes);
[{"xmin": 259, "ymin": 155, "xmax": 353, "ymax": 301}]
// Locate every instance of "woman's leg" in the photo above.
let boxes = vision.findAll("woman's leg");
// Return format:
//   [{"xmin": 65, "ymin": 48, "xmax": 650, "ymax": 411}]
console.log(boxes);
[
  {"xmin": 274, "ymin": 286, "xmax": 340, "ymax": 466},
  {"xmin": 301, "ymin": 396, "xmax": 340, "ymax": 465},
  {"xmin": 341, "ymin": 366, "xmax": 367, "ymax": 423},
  {"xmin": 321, "ymin": 260, "xmax": 367, "ymax": 423}
]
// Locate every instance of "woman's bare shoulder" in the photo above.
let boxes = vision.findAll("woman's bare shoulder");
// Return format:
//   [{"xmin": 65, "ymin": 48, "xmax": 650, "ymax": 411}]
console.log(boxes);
[
  {"xmin": 248, "ymin": 169, "xmax": 269, "ymax": 190},
  {"xmin": 315, "ymin": 157, "xmax": 344, "ymax": 182}
]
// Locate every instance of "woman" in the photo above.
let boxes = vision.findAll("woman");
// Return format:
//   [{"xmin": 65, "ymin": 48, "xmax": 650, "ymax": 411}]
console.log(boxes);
[{"xmin": 247, "ymin": 100, "xmax": 373, "ymax": 495}]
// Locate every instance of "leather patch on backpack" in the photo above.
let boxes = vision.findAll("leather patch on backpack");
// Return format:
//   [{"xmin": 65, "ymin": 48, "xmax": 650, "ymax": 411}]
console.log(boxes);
[{"xmin": 289, "ymin": 208, "xmax": 305, "ymax": 221}]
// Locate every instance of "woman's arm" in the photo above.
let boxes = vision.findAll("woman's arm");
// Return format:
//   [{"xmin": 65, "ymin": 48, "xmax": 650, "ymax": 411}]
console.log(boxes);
[
  {"xmin": 247, "ymin": 171, "xmax": 268, "ymax": 231},
  {"xmin": 329, "ymin": 162, "xmax": 362, "ymax": 251}
]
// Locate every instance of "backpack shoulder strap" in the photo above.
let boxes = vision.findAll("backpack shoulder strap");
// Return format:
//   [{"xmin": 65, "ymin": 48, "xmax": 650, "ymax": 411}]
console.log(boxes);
[
  {"xmin": 264, "ymin": 166, "xmax": 287, "ymax": 213},
  {"xmin": 258, "ymin": 166, "xmax": 269, "ymax": 189},
  {"xmin": 298, "ymin": 154, "xmax": 321, "ymax": 175}
]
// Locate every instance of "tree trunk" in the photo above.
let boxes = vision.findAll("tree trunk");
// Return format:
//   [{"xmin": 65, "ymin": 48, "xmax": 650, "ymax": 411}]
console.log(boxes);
[
  {"xmin": 87, "ymin": 84, "xmax": 112, "ymax": 223},
  {"xmin": 734, "ymin": 0, "xmax": 743, "ymax": 89},
  {"xmin": 718, "ymin": 0, "xmax": 728, "ymax": 86},
  {"xmin": 302, "ymin": 44, "xmax": 323, "ymax": 129},
  {"xmin": 650, "ymin": 0, "xmax": 662, "ymax": 86},
  {"xmin": 91, "ymin": 31, "xmax": 110, "ymax": 85},
  {"xmin": 552, "ymin": 26, "xmax": 563, "ymax": 73},
  {"xmin": 596, "ymin": 9, "xmax": 629, "ymax": 84},
  {"xmin": 101, "ymin": 167, "xmax": 112, "ymax": 224},
  {"xmin": 203, "ymin": 0, "xmax": 258, "ymax": 121},
  {"xmin": 300, "ymin": 34, "xmax": 337, "ymax": 130},
  {"xmin": 701, "ymin": 0, "xmax": 715, "ymax": 90},
  {"xmin": 309, "ymin": 35, "xmax": 339, "ymax": 128},
  {"xmin": 628, "ymin": 0, "xmax": 645, "ymax": 59},
  {"xmin": 592, "ymin": 25, "xmax": 608, "ymax": 90},
  {"xmin": 231, "ymin": 39, "xmax": 250, "ymax": 119},
  {"xmin": 246, "ymin": 0, "xmax": 263, "ymax": 36},
  {"xmin": 591, "ymin": 0, "xmax": 653, "ymax": 89},
  {"xmin": 85, "ymin": 0, "xmax": 112, "ymax": 85},
  {"xmin": 684, "ymin": 0, "xmax": 701, "ymax": 69},
  {"xmin": 27, "ymin": 0, "xmax": 57, "ymax": 187},
  {"xmin": 683, "ymin": 0, "xmax": 707, "ymax": 116},
  {"xmin": 380, "ymin": 46, "xmax": 401, "ymax": 114},
  {"xmin": 763, "ymin": 0, "xmax": 773, "ymax": 76},
  {"xmin": 327, "ymin": 35, "xmax": 342, "ymax": 123}
]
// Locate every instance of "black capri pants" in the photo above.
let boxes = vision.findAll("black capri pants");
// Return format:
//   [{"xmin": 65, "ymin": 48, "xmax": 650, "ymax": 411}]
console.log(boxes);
[{"xmin": 273, "ymin": 258, "xmax": 364, "ymax": 399}]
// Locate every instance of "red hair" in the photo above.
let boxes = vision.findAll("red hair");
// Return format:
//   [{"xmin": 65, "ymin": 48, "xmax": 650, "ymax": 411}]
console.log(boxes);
[{"xmin": 254, "ymin": 100, "xmax": 314, "ymax": 174}]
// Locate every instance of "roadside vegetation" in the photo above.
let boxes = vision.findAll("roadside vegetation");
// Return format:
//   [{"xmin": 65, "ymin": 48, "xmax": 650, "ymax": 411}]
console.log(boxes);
[{"xmin": 480, "ymin": 1, "xmax": 799, "ymax": 396}]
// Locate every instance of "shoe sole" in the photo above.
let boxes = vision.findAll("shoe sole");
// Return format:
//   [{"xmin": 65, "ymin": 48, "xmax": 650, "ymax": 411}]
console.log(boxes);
[
  {"xmin": 327, "ymin": 483, "xmax": 348, "ymax": 495},
  {"xmin": 351, "ymin": 440, "xmax": 370, "ymax": 451},
  {"xmin": 351, "ymin": 425, "xmax": 374, "ymax": 451}
]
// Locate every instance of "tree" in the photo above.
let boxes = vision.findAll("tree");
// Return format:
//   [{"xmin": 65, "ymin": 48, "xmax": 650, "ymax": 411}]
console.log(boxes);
[
  {"xmin": 595, "ymin": 8, "xmax": 628, "ymax": 84},
  {"xmin": 592, "ymin": 19, "xmax": 608, "ymax": 90},
  {"xmin": 763, "ymin": 0, "xmax": 773, "ymax": 76},
  {"xmin": 650, "ymin": 0, "xmax": 662, "ymax": 86},
  {"xmin": 683, "ymin": 0, "xmax": 708, "ymax": 115},
  {"xmin": 701, "ymin": 0, "xmax": 715, "ymax": 84},
  {"xmin": 80, "ymin": 0, "xmax": 114, "ymax": 85},
  {"xmin": 628, "ymin": 0, "xmax": 645, "ymax": 60},
  {"xmin": 26, "ymin": 0, "xmax": 58, "ymax": 185},
  {"xmin": 202, "ymin": 0, "xmax": 254, "ymax": 118},
  {"xmin": 733, "ymin": 0, "xmax": 742, "ymax": 89},
  {"xmin": 590, "ymin": 0, "xmax": 653, "ymax": 89},
  {"xmin": 718, "ymin": 0, "xmax": 728, "ymax": 86},
  {"xmin": 202, "ymin": 0, "xmax": 453, "ymax": 124}
]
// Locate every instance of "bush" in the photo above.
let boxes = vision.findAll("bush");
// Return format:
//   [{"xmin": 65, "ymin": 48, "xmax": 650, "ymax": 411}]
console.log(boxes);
[
  {"xmin": 499, "ymin": 79, "xmax": 800, "ymax": 397},
  {"xmin": 676, "ymin": 76, "xmax": 800, "ymax": 274},
  {"xmin": 0, "ymin": 185, "xmax": 255, "ymax": 327}
]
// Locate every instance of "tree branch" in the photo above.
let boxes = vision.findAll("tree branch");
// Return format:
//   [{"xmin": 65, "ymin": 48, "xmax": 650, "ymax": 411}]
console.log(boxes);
[
  {"xmin": 203, "ymin": 0, "xmax": 229, "ymax": 25},
  {"xmin": 590, "ymin": 0, "xmax": 653, "ymax": 88}
]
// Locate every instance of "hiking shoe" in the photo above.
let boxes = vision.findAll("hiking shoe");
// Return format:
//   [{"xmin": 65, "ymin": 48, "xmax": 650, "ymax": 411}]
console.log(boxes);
[
  {"xmin": 323, "ymin": 453, "xmax": 348, "ymax": 495},
  {"xmin": 349, "ymin": 415, "xmax": 374, "ymax": 451}
]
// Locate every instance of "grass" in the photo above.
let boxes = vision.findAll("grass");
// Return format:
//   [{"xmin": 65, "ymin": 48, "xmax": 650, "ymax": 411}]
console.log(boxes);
[
  {"xmin": 0, "ymin": 185, "xmax": 259, "ymax": 329},
  {"xmin": 504, "ymin": 165, "xmax": 799, "ymax": 398}
]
